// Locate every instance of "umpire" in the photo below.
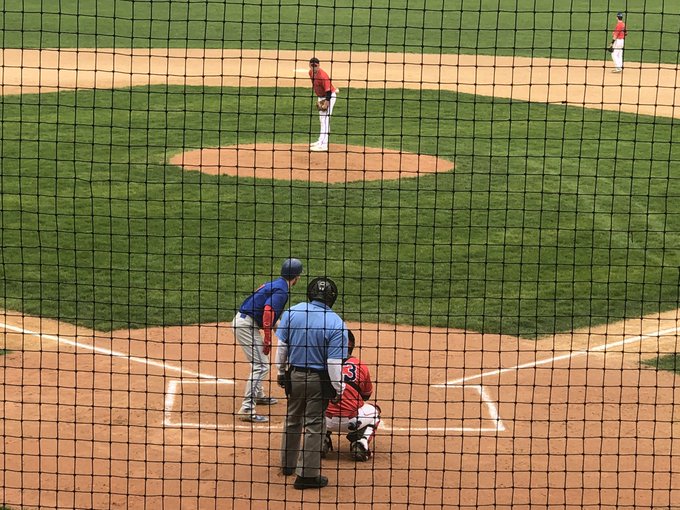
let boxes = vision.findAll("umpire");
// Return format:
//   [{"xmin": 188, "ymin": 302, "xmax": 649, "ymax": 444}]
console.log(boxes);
[{"xmin": 275, "ymin": 277, "xmax": 348, "ymax": 490}]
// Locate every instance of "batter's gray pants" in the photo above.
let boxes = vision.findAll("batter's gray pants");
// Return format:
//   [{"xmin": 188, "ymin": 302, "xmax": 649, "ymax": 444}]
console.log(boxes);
[
  {"xmin": 281, "ymin": 370, "xmax": 327, "ymax": 478},
  {"xmin": 232, "ymin": 313, "xmax": 269, "ymax": 413}
]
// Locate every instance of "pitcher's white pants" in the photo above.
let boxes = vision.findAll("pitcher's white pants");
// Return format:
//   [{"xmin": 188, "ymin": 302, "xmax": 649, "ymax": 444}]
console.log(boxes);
[{"xmin": 316, "ymin": 92, "xmax": 337, "ymax": 147}]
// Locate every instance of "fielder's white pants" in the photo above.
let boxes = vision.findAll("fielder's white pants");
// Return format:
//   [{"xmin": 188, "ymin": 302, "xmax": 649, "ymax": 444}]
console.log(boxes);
[
  {"xmin": 326, "ymin": 403, "xmax": 380, "ymax": 449},
  {"xmin": 611, "ymin": 39, "xmax": 624, "ymax": 70},
  {"xmin": 316, "ymin": 92, "xmax": 337, "ymax": 147}
]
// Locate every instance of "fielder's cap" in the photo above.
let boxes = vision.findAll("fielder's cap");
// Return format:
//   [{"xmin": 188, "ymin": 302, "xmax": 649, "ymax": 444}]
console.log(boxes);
[
  {"xmin": 309, "ymin": 57, "xmax": 320, "ymax": 65},
  {"xmin": 281, "ymin": 258, "xmax": 304, "ymax": 279},
  {"xmin": 617, "ymin": 11, "xmax": 623, "ymax": 18}
]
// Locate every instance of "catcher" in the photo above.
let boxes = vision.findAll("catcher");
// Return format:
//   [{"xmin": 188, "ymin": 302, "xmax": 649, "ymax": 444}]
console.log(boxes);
[{"xmin": 323, "ymin": 330, "xmax": 381, "ymax": 462}]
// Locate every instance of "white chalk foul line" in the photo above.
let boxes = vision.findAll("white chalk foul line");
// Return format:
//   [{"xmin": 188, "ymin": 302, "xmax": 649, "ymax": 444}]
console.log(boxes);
[
  {"xmin": 1, "ymin": 321, "xmax": 234, "ymax": 385},
  {"xmin": 436, "ymin": 325, "xmax": 680, "ymax": 387}
]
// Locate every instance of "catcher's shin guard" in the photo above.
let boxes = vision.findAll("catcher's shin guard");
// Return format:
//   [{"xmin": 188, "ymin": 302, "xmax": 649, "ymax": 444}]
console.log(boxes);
[{"xmin": 321, "ymin": 431, "xmax": 333, "ymax": 458}]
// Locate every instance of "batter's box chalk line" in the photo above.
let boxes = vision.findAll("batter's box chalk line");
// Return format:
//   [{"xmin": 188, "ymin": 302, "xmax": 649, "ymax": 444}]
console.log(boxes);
[{"xmin": 163, "ymin": 380, "xmax": 505, "ymax": 434}]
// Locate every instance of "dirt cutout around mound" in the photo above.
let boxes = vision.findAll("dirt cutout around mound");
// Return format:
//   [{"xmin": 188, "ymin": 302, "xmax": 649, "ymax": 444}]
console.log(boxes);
[{"xmin": 170, "ymin": 143, "xmax": 453, "ymax": 182}]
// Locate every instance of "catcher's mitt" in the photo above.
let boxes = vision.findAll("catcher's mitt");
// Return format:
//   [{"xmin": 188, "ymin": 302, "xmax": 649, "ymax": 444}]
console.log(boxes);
[
  {"xmin": 607, "ymin": 46, "xmax": 614, "ymax": 53},
  {"xmin": 317, "ymin": 99, "xmax": 329, "ymax": 112}
]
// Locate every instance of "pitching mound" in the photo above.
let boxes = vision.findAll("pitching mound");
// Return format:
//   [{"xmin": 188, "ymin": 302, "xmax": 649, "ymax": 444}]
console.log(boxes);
[{"xmin": 169, "ymin": 143, "xmax": 453, "ymax": 183}]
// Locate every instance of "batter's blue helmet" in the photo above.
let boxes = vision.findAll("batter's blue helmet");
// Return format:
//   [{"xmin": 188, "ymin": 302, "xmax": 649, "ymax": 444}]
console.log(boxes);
[
  {"xmin": 281, "ymin": 258, "xmax": 303, "ymax": 279},
  {"xmin": 617, "ymin": 12, "xmax": 623, "ymax": 19}
]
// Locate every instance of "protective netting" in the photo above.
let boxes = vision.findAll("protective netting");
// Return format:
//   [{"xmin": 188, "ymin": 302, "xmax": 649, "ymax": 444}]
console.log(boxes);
[{"xmin": 1, "ymin": 2, "xmax": 680, "ymax": 509}]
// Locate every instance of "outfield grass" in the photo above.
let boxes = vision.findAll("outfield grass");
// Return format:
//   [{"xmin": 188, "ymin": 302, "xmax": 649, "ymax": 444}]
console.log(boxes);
[
  {"xmin": 1, "ymin": 85, "xmax": 679, "ymax": 336},
  {"xmin": 0, "ymin": 0, "xmax": 678, "ymax": 63}
]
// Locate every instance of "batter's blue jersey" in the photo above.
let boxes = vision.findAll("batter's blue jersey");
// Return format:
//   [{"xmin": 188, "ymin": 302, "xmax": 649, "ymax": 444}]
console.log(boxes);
[
  {"xmin": 239, "ymin": 277, "xmax": 290, "ymax": 327},
  {"xmin": 276, "ymin": 300, "xmax": 348, "ymax": 371}
]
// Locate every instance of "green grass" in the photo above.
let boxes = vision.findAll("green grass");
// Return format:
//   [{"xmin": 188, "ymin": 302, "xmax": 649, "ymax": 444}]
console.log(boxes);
[
  {"xmin": 642, "ymin": 354, "xmax": 680, "ymax": 374},
  {"xmin": 0, "ymin": 0, "xmax": 678, "ymax": 63},
  {"xmin": 1, "ymin": 85, "xmax": 680, "ymax": 336}
]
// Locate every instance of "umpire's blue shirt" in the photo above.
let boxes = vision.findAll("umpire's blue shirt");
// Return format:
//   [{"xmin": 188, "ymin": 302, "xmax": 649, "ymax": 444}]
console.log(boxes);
[
  {"xmin": 276, "ymin": 300, "xmax": 348, "ymax": 371},
  {"xmin": 239, "ymin": 277, "xmax": 290, "ymax": 327}
]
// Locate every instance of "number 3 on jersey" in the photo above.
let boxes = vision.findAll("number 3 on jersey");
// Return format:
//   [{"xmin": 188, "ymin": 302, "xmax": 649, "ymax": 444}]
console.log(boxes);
[{"xmin": 343, "ymin": 361, "xmax": 357, "ymax": 382}]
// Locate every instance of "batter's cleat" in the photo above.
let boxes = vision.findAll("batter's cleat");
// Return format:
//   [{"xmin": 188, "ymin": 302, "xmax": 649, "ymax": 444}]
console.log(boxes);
[
  {"xmin": 321, "ymin": 432, "xmax": 333, "ymax": 458},
  {"xmin": 310, "ymin": 145, "xmax": 328, "ymax": 152},
  {"xmin": 350, "ymin": 441, "xmax": 370, "ymax": 462},
  {"xmin": 293, "ymin": 475, "xmax": 328, "ymax": 490},
  {"xmin": 255, "ymin": 397, "xmax": 279, "ymax": 405},
  {"xmin": 612, "ymin": 68, "xmax": 623, "ymax": 73},
  {"xmin": 310, "ymin": 141, "xmax": 321, "ymax": 147},
  {"xmin": 238, "ymin": 412, "xmax": 269, "ymax": 423}
]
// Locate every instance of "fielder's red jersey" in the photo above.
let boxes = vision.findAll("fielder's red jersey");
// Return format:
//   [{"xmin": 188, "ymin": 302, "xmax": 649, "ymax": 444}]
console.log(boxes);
[
  {"xmin": 613, "ymin": 20, "xmax": 626, "ymax": 39},
  {"xmin": 309, "ymin": 68, "xmax": 336, "ymax": 98},
  {"xmin": 326, "ymin": 356, "xmax": 373, "ymax": 418}
]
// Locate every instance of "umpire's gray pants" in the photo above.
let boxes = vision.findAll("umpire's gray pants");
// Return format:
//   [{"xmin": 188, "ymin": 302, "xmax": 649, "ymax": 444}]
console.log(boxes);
[
  {"xmin": 281, "ymin": 370, "xmax": 327, "ymax": 478},
  {"xmin": 232, "ymin": 314, "xmax": 269, "ymax": 413}
]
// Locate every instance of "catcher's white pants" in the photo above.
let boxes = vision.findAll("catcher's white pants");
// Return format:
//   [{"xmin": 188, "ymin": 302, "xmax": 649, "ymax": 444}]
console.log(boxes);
[
  {"xmin": 611, "ymin": 39, "xmax": 624, "ymax": 70},
  {"xmin": 316, "ymin": 92, "xmax": 337, "ymax": 147},
  {"xmin": 326, "ymin": 402, "xmax": 380, "ymax": 449}
]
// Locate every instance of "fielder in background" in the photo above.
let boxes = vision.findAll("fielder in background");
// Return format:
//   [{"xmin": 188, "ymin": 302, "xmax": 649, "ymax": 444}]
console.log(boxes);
[
  {"xmin": 232, "ymin": 258, "xmax": 303, "ymax": 423},
  {"xmin": 609, "ymin": 12, "xmax": 627, "ymax": 73},
  {"xmin": 308, "ymin": 57, "xmax": 338, "ymax": 152},
  {"xmin": 276, "ymin": 277, "xmax": 348, "ymax": 490},
  {"xmin": 323, "ymin": 329, "xmax": 381, "ymax": 462}
]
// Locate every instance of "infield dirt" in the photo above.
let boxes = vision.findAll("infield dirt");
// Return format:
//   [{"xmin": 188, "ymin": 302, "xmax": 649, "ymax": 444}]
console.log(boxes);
[{"xmin": 1, "ymin": 48, "xmax": 680, "ymax": 509}]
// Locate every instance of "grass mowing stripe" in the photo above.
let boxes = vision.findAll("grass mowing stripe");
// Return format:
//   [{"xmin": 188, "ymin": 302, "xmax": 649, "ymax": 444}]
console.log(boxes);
[
  {"xmin": 1, "ymin": 86, "xmax": 679, "ymax": 336},
  {"xmin": 0, "ymin": 0, "xmax": 678, "ymax": 63}
]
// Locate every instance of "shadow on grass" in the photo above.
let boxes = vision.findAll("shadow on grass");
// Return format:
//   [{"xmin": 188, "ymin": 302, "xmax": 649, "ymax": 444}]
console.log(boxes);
[{"xmin": 642, "ymin": 355, "xmax": 680, "ymax": 374}]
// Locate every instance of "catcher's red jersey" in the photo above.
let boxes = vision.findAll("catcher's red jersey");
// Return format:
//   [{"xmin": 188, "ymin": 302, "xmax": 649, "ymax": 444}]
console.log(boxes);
[{"xmin": 327, "ymin": 356, "xmax": 373, "ymax": 418}]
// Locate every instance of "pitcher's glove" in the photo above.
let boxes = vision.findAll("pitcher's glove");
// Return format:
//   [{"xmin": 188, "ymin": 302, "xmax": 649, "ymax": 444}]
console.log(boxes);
[
  {"xmin": 607, "ymin": 46, "xmax": 614, "ymax": 53},
  {"xmin": 317, "ymin": 99, "xmax": 328, "ymax": 112}
]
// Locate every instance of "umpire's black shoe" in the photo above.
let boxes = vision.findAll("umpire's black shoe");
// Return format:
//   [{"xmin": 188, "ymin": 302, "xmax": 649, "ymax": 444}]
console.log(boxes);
[
  {"xmin": 293, "ymin": 475, "xmax": 328, "ymax": 490},
  {"xmin": 281, "ymin": 467, "xmax": 295, "ymax": 476}
]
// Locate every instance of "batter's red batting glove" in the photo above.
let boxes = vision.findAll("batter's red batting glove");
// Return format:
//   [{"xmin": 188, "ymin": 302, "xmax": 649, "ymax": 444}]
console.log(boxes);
[{"xmin": 262, "ymin": 333, "xmax": 272, "ymax": 356}]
